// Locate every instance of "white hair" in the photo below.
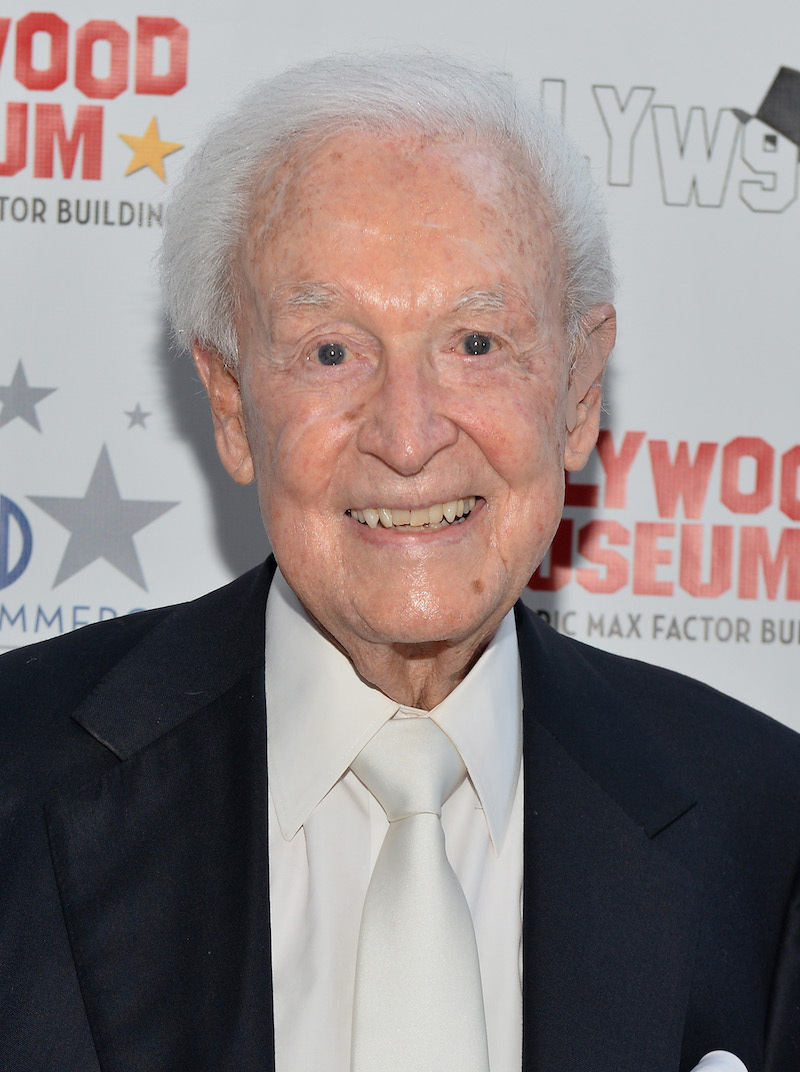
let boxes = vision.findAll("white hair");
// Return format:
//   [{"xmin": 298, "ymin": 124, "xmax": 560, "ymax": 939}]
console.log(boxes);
[{"xmin": 160, "ymin": 52, "xmax": 614, "ymax": 366}]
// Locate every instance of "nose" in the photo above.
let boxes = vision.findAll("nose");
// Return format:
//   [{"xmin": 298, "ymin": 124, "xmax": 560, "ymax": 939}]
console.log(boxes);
[{"xmin": 355, "ymin": 352, "xmax": 459, "ymax": 476}]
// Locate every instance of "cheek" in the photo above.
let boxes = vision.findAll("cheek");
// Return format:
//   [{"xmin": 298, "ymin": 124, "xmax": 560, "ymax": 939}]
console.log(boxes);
[
  {"xmin": 240, "ymin": 378, "xmax": 354, "ymax": 510},
  {"xmin": 469, "ymin": 386, "xmax": 567, "ymax": 565},
  {"xmin": 467, "ymin": 383, "xmax": 566, "ymax": 486}
]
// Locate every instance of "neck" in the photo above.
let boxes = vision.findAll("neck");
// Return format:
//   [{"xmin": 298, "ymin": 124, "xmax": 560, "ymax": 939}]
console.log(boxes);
[{"xmin": 320, "ymin": 628, "xmax": 497, "ymax": 710}]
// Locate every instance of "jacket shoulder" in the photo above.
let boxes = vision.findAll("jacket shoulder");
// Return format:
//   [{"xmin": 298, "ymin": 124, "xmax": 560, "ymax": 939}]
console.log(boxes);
[
  {"xmin": 516, "ymin": 601, "xmax": 800, "ymax": 808},
  {"xmin": 0, "ymin": 561, "xmax": 272, "ymax": 801}
]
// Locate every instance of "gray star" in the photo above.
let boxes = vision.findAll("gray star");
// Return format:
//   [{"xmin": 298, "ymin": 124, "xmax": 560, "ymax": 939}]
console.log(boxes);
[
  {"xmin": 30, "ymin": 445, "xmax": 178, "ymax": 589},
  {"xmin": 125, "ymin": 403, "xmax": 151, "ymax": 429},
  {"xmin": 0, "ymin": 361, "xmax": 56, "ymax": 431}
]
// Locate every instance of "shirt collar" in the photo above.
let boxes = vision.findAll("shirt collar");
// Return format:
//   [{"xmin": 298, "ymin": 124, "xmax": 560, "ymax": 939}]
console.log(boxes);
[{"xmin": 265, "ymin": 569, "xmax": 522, "ymax": 853}]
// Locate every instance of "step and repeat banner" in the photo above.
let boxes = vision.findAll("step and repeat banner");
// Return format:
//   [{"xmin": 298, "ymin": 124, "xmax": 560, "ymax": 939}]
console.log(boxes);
[{"xmin": 0, "ymin": 1, "xmax": 797, "ymax": 729}]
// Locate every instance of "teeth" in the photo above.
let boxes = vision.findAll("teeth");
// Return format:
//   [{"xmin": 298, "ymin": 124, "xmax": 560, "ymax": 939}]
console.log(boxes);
[{"xmin": 350, "ymin": 497, "xmax": 477, "ymax": 529}]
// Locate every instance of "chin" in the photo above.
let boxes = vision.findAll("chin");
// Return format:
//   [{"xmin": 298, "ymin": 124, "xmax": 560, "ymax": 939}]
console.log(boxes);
[{"xmin": 357, "ymin": 591, "xmax": 500, "ymax": 650}]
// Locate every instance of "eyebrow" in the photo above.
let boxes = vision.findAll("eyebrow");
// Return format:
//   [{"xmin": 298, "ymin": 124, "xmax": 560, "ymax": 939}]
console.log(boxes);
[
  {"xmin": 455, "ymin": 285, "xmax": 538, "ymax": 322},
  {"xmin": 455, "ymin": 288, "xmax": 513, "ymax": 313},
  {"xmin": 273, "ymin": 281, "xmax": 342, "ymax": 309}
]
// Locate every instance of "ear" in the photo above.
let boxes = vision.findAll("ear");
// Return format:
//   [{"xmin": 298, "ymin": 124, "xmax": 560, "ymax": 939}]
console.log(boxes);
[
  {"xmin": 564, "ymin": 303, "xmax": 616, "ymax": 473},
  {"xmin": 191, "ymin": 344, "xmax": 255, "ymax": 485}
]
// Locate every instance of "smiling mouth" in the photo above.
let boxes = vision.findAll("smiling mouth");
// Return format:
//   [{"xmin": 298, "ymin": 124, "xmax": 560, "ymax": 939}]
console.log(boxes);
[{"xmin": 347, "ymin": 496, "xmax": 478, "ymax": 531}]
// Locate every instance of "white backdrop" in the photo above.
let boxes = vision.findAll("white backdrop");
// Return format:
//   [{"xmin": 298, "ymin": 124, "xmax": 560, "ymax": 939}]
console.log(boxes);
[{"xmin": 1, "ymin": 0, "xmax": 797, "ymax": 729}]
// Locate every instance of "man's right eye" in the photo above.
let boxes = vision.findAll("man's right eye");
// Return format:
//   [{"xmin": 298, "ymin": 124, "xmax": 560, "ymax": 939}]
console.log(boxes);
[{"xmin": 316, "ymin": 343, "xmax": 348, "ymax": 365}]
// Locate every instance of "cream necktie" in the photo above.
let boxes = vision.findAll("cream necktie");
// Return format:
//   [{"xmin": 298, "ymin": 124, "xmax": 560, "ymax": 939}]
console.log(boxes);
[{"xmin": 350, "ymin": 716, "xmax": 490, "ymax": 1072}]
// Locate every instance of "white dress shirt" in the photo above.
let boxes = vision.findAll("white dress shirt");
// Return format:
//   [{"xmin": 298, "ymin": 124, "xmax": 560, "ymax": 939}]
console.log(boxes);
[{"xmin": 266, "ymin": 569, "xmax": 523, "ymax": 1072}]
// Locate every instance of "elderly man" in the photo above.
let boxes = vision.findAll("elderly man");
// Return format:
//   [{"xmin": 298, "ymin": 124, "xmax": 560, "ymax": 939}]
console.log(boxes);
[{"xmin": 2, "ymin": 54, "xmax": 799, "ymax": 1072}]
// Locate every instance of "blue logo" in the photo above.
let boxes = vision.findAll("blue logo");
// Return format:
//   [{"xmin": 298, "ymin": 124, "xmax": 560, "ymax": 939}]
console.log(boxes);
[{"xmin": 0, "ymin": 495, "xmax": 33, "ymax": 588}]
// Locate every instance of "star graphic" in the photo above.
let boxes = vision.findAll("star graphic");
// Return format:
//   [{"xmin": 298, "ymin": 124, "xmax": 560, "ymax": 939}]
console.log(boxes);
[
  {"xmin": 0, "ymin": 361, "xmax": 56, "ymax": 431},
  {"xmin": 29, "ymin": 445, "xmax": 178, "ymax": 589},
  {"xmin": 119, "ymin": 117, "xmax": 183, "ymax": 181},
  {"xmin": 125, "ymin": 403, "xmax": 151, "ymax": 429}
]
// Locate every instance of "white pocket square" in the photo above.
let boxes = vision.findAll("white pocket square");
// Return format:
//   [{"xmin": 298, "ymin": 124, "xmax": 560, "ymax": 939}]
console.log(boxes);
[{"xmin": 691, "ymin": 1052, "xmax": 747, "ymax": 1072}]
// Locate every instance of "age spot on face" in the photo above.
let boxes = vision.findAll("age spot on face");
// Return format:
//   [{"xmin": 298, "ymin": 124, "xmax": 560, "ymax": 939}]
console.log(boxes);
[{"xmin": 471, "ymin": 578, "xmax": 485, "ymax": 595}]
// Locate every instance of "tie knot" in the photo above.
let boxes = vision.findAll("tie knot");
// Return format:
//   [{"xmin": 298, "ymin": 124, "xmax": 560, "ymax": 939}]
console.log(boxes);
[{"xmin": 351, "ymin": 717, "xmax": 466, "ymax": 821}]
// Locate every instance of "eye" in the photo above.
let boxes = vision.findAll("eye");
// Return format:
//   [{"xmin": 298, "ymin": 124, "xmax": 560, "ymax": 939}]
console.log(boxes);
[
  {"xmin": 316, "ymin": 342, "xmax": 348, "ymax": 366},
  {"xmin": 459, "ymin": 333, "xmax": 494, "ymax": 356}
]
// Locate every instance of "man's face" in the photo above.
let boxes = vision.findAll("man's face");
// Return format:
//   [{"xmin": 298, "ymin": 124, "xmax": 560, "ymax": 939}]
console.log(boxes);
[{"xmin": 199, "ymin": 130, "xmax": 609, "ymax": 665}]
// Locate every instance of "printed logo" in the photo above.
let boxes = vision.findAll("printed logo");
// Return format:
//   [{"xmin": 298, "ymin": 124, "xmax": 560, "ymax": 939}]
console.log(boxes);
[
  {"xmin": 545, "ymin": 66, "xmax": 800, "ymax": 212},
  {"xmin": 0, "ymin": 351, "xmax": 179, "ymax": 646},
  {"xmin": 733, "ymin": 67, "xmax": 800, "ymax": 212},
  {"xmin": 29, "ymin": 444, "xmax": 178, "ymax": 589},
  {"xmin": 528, "ymin": 428, "xmax": 800, "ymax": 618},
  {"xmin": 0, "ymin": 14, "xmax": 187, "ymax": 182},
  {"xmin": 0, "ymin": 360, "xmax": 55, "ymax": 429},
  {"xmin": 0, "ymin": 495, "xmax": 33, "ymax": 589}
]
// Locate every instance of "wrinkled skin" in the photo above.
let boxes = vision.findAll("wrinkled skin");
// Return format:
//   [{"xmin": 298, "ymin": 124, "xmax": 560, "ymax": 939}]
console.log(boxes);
[{"xmin": 193, "ymin": 130, "xmax": 615, "ymax": 707}]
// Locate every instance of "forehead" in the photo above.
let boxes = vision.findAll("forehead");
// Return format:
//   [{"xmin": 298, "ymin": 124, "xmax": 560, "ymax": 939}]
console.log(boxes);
[{"xmin": 242, "ymin": 128, "xmax": 563, "ymax": 318}]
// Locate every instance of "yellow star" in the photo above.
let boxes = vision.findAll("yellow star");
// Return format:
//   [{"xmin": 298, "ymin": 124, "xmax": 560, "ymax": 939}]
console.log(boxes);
[{"xmin": 119, "ymin": 117, "xmax": 183, "ymax": 182}]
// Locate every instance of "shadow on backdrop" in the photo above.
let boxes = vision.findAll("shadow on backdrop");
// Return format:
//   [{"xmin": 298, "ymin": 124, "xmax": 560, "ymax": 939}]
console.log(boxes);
[{"xmin": 156, "ymin": 319, "xmax": 270, "ymax": 579}]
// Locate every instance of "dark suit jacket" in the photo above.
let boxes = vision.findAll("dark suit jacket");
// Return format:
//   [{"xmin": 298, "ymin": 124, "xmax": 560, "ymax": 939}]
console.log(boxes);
[{"xmin": 2, "ymin": 558, "xmax": 799, "ymax": 1072}]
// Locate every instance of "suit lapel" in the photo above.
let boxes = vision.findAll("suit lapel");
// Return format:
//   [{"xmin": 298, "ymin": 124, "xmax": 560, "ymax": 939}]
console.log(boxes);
[
  {"xmin": 46, "ymin": 561, "xmax": 276, "ymax": 1072},
  {"xmin": 516, "ymin": 605, "xmax": 701, "ymax": 1072}
]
